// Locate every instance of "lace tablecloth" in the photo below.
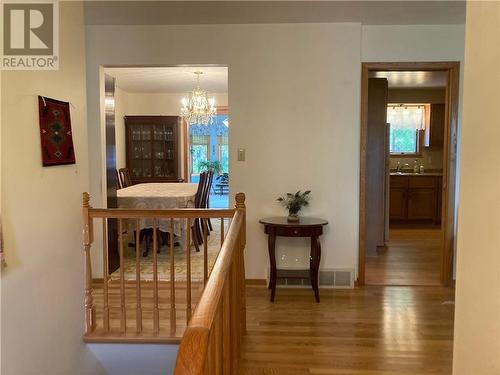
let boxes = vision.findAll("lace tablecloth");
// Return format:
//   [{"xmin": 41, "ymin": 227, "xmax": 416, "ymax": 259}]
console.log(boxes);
[{"xmin": 117, "ymin": 183, "xmax": 198, "ymax": 237}]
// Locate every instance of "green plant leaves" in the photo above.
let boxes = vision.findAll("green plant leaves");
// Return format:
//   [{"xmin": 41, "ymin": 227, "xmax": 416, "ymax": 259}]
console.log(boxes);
[
  {"xmin": 197, "ymin": 160, "xmax": 223, "ymax": 174},
  {"xmin": 276, "ymin": 190, "xmax": 312, "ymax": 214}
]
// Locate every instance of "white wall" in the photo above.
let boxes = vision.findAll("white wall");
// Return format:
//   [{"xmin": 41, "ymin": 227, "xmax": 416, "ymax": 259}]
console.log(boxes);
[
  {"xmin": 1, "ymin": 3, "xmax": 105, "ymax": 374},
  {"xmin": 88, "ymin": 343, "xmax": 178, "ymax": 375},
  {"xmin": 362, "ymin": 25, "xmax": 465, "ymax": 62},
  {"xmin": 453, "ymin": 2, "xmax": 500, "ymax": 374},
  {"xmin": 86, "ymin": 23, "xmax": 465, "ymax": 280}
]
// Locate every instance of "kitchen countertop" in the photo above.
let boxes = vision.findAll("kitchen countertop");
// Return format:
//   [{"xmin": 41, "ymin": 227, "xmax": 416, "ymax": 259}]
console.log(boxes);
[{"xmin": 390, "ymin": 172, "xmax": 443, "ymax": 176}]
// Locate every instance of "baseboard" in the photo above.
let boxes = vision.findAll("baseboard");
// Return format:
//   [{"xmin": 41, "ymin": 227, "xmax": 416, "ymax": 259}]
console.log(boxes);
[
  {"xmin": 245, "ymin": 279, "xmax": 267, "ymax": 286},
  {"xmin": 95, "ymin": 277, "xmax": 268, "ymax": 286}
]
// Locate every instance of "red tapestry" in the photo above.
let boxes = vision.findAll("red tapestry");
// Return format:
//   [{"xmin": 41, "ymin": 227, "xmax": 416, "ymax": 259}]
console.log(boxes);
[{"xmin": 38, "ymin": 96, "xmax": 76, "ymax": 166}]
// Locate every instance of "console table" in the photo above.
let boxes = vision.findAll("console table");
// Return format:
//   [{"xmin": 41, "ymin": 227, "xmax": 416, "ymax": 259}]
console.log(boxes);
[{"xmin": 259, "ymin": 217, "xmax": 328, "ymax": 302}]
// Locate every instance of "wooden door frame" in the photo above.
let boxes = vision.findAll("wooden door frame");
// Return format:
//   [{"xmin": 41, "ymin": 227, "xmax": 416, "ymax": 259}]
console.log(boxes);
[{"xmin": 358, "ymin": 61, "xmax": 460, "ymax": 287}]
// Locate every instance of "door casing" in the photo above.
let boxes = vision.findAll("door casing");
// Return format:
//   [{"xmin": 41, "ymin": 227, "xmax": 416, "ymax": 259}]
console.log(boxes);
[{"xmin": 358, "ymin": 61, "xmax": 460, "ymax": 287}]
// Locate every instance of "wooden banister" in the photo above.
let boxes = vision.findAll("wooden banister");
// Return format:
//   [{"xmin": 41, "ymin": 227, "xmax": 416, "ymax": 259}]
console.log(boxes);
[
  {"xmin": 83, "ymin": 192, "xmax": 95, "ymax": 335},
  {"xmin": 175, "ymin": 192, "xmax": 247, "ymax": 375},
  {"xmin": 81, "ymin": 192, "xmax": 246, "ymax": 350},
  {"xmin": 88, "ymin": 208, "xmax": 235, "ymax": 219}
]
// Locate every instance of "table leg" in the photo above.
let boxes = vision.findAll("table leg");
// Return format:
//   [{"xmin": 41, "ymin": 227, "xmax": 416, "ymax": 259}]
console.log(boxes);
[
  {"xmin": 267, "ymin": 234, "xmax": 277, "ymax": 302},
  {"xmin": 310, "ymin": 235, "xmax": 321, "ymax": 303}
]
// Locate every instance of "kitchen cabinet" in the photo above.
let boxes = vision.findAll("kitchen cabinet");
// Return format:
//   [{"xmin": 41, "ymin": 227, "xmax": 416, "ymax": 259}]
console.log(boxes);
[
  {"xmin": 389, "ymin": 188, "xmax": 407, "ymax": 220},
  {"xmin": 390, "ymin": 175, "xmax": 442, "ymax": 224},
  {"xmin": 428, "ymin": 103, "xmax": 445, "ymax": 149},
  {"xmin": 407, "ymin": 189, "xmax": 436, "ymax": 220},
  {"xmin": 389, "ymin": 174, "xmax": 408, "ymax": 220}
]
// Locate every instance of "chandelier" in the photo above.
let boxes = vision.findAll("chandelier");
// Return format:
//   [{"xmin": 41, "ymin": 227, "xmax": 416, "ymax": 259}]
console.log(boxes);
[{"xmin": 180, "ymin": 71, "xmax": 216, "ymax": 125}]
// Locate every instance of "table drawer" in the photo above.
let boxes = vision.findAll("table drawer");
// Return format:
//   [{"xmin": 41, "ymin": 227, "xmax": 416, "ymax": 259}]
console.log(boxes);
[{"xmin": 273, "ymin": 226, "xmax": 321, "ymax": 237}]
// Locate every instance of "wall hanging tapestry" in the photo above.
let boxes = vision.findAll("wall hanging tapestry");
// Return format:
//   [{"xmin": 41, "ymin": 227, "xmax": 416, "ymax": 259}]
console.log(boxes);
[{"xmin": 38, "ymin": 96, "xmax": 76, "ymax": 166}]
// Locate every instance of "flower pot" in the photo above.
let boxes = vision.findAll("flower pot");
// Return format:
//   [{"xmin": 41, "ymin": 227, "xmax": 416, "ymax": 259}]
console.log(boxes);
[{"xmin": 287, "ymin": 213, "xmax": 299, "ymax": 222}]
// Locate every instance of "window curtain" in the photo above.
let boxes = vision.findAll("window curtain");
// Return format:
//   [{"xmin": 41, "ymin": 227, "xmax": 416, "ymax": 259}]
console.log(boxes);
[
  {"xmin": 190, "ymin": 134, "xmax": 210, "ymax": 145},
  {"xmin": 387, "ymin": 105, "xmax": 425, "ymax": 131}
]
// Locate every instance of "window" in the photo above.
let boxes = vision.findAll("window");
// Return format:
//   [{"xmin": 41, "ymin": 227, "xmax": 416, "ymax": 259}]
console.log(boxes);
[
  {"xmin": 188, "ymin": 113, "xmax": 229, "ymax": 178},
  {"xmin": 387, "ymin": 104, "xmax": 428, "ymax": 155},
  {"xmin": 190, "ymin": 135, "xmax": 209, "ymax": 174},
  {"xmin": 217, "ymin": 135, "xmax": 229, "ymax": 174}
]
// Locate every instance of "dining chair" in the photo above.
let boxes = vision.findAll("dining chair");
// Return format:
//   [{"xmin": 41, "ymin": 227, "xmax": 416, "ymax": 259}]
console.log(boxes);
[
  {"xmin": 191, "ymin": 172, "xmax": 207, "ymax": 252},
  {"xmin": 115, "ymin": 169, "xmax": 123, "ymax": 189},
  {"xmin": 203, "ymin": 170, "xmax": 214, "ymax": 232},
  {"xmin": 118, "ymin": 168, "xmax": 133, "ymax": 188},
  {"xmin": 143, "ymin": 173, "xmax": 205, "ymax": 256},
  {"xmin": 119, "ymin": 166, "xmax": 154, "ymax": 256}
]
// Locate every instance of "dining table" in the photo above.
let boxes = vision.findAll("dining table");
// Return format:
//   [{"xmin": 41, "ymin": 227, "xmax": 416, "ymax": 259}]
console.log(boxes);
[{"xmin": 117, "ymin": 182, "xmax": 198, "ymax": 241}]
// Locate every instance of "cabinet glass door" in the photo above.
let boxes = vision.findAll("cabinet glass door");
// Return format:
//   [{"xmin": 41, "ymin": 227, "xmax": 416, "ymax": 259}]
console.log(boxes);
[{"xmin": 126, "ymin": 116, "xmax": 179, "ymax": 182}]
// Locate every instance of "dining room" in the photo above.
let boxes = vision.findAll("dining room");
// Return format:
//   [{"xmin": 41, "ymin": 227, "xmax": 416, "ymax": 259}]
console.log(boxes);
[{"xmin": 100, "ymin": 66, "xmax": 229, "ymax": 278}]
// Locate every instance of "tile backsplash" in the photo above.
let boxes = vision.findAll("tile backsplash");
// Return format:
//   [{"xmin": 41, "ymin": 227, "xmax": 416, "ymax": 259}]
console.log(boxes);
[{"xmin": 390, "ymin": 149, "xmax": 443, "ymax": 171}]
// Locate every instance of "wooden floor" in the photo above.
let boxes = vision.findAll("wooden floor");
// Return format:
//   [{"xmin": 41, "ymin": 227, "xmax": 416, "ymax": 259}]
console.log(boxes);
[
  {"xmin": 240, "ymin": 285, "xmax": 455, "ymax": 375},
  {"xmin": 365, "ymin": 228, "xmax": 442, "ymax": 286}
]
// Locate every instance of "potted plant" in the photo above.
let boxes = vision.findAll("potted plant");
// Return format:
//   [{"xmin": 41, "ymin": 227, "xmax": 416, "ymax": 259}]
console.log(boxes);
[
  {"xmin": 197, "ymin": 160, "xmax": 223, "ymax": 175},
  {"xmin": 277, "ymin": 190, "xmax": 311, "ymax": 222}
]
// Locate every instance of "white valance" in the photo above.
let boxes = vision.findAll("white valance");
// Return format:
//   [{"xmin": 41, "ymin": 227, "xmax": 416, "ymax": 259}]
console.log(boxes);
[{"xmin": 387, "ymin": 105, "xmax": 425, "ymax": 131}]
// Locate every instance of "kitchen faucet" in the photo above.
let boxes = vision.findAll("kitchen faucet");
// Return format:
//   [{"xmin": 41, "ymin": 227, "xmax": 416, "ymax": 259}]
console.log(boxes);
[{"xmin": 396, "ymin": 162, "xmax": 411, "ymax": 172}]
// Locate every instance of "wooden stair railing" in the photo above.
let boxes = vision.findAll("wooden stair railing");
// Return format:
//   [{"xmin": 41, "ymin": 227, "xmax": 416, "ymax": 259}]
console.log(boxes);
[
  {"xmin": 174, "ymin": 193, "xmax": 246, "ymax": 375},
  {"xmin": 81, "ymin": 192, "xmax": 245, "ymax": 345}
]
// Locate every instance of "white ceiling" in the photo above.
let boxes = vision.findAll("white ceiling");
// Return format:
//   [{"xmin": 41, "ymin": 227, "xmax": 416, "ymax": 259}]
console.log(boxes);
[
  {"xmin": 105, "ymin": 66, "xmax": 228, "ymax": 93},
  {"xmin": 85, "ymin": 1, "xmax": 465, "ymax": 26},
  {"xmin": 370, "ymin": 71, "xmax": 448, "ymax": 88}
]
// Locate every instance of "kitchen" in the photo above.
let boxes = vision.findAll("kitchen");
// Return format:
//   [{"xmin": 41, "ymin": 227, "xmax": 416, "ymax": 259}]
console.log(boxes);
[{"xmin": 364, "ymin": 69, "xmax": 451, "ymax": 286}]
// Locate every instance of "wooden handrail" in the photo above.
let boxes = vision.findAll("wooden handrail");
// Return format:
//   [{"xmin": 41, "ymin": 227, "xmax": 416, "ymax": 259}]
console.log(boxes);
[
  {"xmin": 88, "ymin": 208, "xmax": 235, "ymax": 219},
  {"xmin": 175, "ymin": 193, "xmax": 246, "ymax": 375}
]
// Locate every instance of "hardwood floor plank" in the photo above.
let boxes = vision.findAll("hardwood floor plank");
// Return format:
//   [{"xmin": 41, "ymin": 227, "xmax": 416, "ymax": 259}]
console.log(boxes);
[
  {"xmin": 240, "ymin": 285, "xmax": 454, "ymax": 374},
  {"xmin": 366, "ymin": 228, "xmax": 442, "ymax": 286}
]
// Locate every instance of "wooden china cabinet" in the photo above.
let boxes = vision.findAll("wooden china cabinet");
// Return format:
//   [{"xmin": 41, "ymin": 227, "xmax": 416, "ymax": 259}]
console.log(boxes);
[{"xmin": 125, "ymin": 116, "xmax": 182, "ymax": 183}]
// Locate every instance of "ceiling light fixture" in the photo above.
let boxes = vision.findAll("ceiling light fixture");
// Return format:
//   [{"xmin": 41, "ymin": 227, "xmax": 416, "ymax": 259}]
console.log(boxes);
[{"xmin": 180, "ymin": 71, "xmax": 216, "ymax": 125}]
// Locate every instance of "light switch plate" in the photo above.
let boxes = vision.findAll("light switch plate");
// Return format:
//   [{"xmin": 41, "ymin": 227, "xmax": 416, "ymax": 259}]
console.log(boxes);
[{"xmin": 237, "ymin": 148, "xmax": 245, "ymax": 161}]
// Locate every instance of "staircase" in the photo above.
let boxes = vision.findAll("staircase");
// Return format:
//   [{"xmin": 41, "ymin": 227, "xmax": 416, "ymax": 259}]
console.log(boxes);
[{"xmin": 81, "ymin": 192, "xmax": 247, "ymax": 374}]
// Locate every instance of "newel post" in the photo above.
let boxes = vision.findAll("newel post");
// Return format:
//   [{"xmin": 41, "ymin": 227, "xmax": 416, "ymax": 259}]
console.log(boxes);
[
  {"xmin": 235, "ymin": 192, "xmax": 246, "ymax": 247},
  {"xmin": 82, "ymin": 192, "xmax": 95, "ymax": 335}
]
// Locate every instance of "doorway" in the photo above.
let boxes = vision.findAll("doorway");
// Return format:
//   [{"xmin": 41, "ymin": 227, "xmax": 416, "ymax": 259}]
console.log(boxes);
[
  {"xmin": 358, "ymin": 62, "xmax": 460, "ymax": 287},
  {"xmin": 100, "ymin": 65, "xmax": 229, "ymax": 272},
  {"xmin": 185, "ymin": 107, "xmax": 229, "ymax": 208}
]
